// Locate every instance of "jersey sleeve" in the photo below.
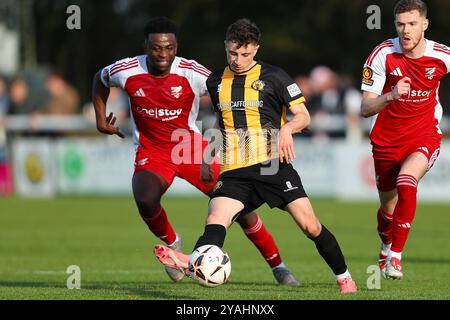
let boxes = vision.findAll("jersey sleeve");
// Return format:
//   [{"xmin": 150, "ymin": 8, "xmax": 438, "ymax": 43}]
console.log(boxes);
[
  {"xmin": 193, "ymin": 65, "xmax": 210, "ymax": 97},
  {"xmin": 205, "ymin": 76, "xmax": 214, "ymax": 107},
  {"xmin": 179, "ymin": 59, "xmax": 211, "ymax": 97},
  {"xmin": 100, "ymin": 57, "xmax": 138, "ymax": 89},
  {"xmin": 361, "ymin": 50, "xmax": 386, "ymax": 95},
  {"xmin": 439, "ymin": 44, "xmax": 450, "ymax": 74},
  {"xmin": 273, "ymin": 68, "xmax": 305, "ymax": 108}
]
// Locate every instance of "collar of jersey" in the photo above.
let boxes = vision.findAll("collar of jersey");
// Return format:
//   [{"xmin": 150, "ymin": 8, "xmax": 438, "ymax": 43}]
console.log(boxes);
[{"xmin": 227, "ymin": 61, "xmax": 261, "ymax": 75}]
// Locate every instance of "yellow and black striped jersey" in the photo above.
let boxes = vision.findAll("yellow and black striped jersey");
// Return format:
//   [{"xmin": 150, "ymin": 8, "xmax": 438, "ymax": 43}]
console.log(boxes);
[{"xmin": 206, "ymin": 61, "xmax": 305, "ymax": 173}]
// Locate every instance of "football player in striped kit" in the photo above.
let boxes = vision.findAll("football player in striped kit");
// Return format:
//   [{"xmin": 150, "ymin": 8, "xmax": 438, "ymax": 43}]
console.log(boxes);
[
  {"xmin": 154, "ymin": 18, "xmax": 357, "ymax": 293},
  {"xmin": 92, "ymin": 16, "xmax": 299, "ymax": 286}
]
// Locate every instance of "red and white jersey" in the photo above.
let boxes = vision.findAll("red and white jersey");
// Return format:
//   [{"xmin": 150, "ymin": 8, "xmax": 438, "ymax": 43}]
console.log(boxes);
[
  {"xmin": 101, "ymin": 55, "xmax": 210, "ymax": 156},
  {"xmin": 361, "ymin": 38, "xmax": 450, "ymax": 147}
]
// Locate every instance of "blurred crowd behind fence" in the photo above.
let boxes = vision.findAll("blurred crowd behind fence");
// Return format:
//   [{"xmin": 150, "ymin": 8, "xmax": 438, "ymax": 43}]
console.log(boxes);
[{"xmin": 0, "ymin": 0, "xmax": 450, "ymax": 198}]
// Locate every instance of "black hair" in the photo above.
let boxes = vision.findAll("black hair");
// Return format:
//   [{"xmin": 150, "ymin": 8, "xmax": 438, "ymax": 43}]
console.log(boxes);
[
  {"xmin": 225, "ymin": 18, "xmax": 260, "ymax": 48},
  {"xmin": 144, "ymin": 16, "xmax": 178, "ymax": 38}
]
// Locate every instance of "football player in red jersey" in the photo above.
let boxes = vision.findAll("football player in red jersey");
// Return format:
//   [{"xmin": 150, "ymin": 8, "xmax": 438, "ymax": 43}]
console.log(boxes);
[
  {"xmin": 91, "ymin": 17, "xmax": 299, "ymax": 285},
  {"xmin": 361, "ymin": 0, "xmax": 450, "ymax": 279}
]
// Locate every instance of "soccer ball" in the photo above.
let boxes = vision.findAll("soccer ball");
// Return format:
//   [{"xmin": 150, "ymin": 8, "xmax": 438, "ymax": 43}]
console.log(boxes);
[{"xmin": 188, "ymin": 245, "xmax": 231, "ymax": 287}]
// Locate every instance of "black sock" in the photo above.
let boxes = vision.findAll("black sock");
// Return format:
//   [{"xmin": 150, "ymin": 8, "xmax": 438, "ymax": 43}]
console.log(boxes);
[
  {"xmin": 193, "ymin": 224, "xmax": 227, "ymax": 250},
  {"xmin": 310, "ymin": 224, "xmax": 347, "ymax": 275}
]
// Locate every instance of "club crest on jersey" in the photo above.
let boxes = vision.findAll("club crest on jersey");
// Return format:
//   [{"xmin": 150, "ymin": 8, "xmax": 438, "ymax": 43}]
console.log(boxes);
[
  {"xmin": 425, "ymin": 67, "xmax": 436, "ymax": 80},
  {"xmin": 251, "ymin": 80, "xmax": 266, "ymax": 91},
  {"xmin": 362, "ymin": 67, "xmax": 374, "ymax": 86},
  {"xmin": 170, "ymin": 86, "xmax": 183, "ymax": 99}
]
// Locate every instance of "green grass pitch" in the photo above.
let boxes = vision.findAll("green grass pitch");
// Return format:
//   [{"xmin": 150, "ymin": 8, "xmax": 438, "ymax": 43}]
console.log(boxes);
[{"xmin": 0, "ymin": 196, "xmax": 449, "ymax": 300}]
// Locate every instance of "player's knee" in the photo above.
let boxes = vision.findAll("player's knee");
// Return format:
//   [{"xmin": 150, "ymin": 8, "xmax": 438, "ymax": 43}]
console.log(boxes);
[
  {"xmin": 134, "ymin": 195, "xmax": 160, "ymax": 219},
  {"xmin": 298, "ymin": 216, "xmax": 322, "ymax": 239},
  {"xmin": 236, "ymin": 211, "xmax": 257, "ymax": 228},
  {"xmin": 207, "ymin": 211, "xmax": 232, "ymax": 228},
  {"xmin": 302, "ymin": 220, "xmax": 322, "ymax": 238}
]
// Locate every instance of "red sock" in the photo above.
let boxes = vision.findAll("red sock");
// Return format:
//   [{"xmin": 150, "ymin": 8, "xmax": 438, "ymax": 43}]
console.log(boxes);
[
  {"xmin": 377, "ymin": 208, "xmax": 393, "ymax": 245},
  {"xmin": 243, "ymin": 215, "xmax": 282, "ymax": 268},
  {"xmin": 142, "ymin": 206, "xmax": 177, "ymax": 245},
  {"xmin": 391, "ymin": 174, "xmax": 418, "ymax": 254}
]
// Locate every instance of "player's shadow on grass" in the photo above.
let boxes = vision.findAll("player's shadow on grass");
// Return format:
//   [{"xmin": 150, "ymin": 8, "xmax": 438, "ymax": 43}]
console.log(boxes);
[
  {"xmin": 0, "ymin": 280, "xmax": 195, "ymax": 299},
  {"xmin": 0, "ymin": 280, "xmax": 352, "ymax": 299},
  {"xmin": 225, "ymin": 281, "xmax": 334, "ymax": 291},
  {"xmin": 83, "ymin": 281, "xmax": 198, "ymax": 299},
  {"xmin": 343, "ymin": 254, "xmax": 450, "ymax": 264},
  {"xmin": 0, "ymin": 281, "xmax": 65, "ymax": 289},
  {"xmin": 123, "ymin": 281, "xmax": 304, "ymax": 299}
]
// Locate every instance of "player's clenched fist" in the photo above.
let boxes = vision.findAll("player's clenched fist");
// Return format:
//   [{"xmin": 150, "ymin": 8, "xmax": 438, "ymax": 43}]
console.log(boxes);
[{"xmin": 391, "ymin": 77, "xmax": 411, "ymax": 100}]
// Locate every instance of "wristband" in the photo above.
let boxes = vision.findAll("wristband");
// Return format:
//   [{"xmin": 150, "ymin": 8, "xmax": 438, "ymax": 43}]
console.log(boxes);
[{"xmin": 386, "ymin": 93, "xmax": 394, "ymax": 102}]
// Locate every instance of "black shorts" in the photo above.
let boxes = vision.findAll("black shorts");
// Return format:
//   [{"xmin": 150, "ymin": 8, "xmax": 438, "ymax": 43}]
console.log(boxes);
[{"xmin": 211, "ymin": 161, "xmax": 308, "ymax": 214}]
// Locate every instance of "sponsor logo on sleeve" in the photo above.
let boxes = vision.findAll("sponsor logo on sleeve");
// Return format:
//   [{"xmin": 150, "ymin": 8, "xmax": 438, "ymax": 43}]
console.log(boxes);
[
  {"xmin": 362, "ymin": 67, "xmax": 374, "ymax": 86},
  {"xmin": 286, "ymin": 83, "xmax": 301, "ymax": 97}
]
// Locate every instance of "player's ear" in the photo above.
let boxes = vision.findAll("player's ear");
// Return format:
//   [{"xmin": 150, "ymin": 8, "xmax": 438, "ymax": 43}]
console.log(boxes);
[
  {"xmin": 423, "ymin": 18, "xmax": 429, "ymax": 32},
  {"xmin": 254, "ymin": 44, "xmax": 260, "ymax": 56}
]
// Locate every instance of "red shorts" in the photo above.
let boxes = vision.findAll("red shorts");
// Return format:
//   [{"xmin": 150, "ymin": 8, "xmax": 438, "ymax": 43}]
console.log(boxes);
[
  {"xmin": 372, "ymin": 139, "xmax": 440, "ymax": 192},
  {"xmin": 134, "ymin": 141, "xmax": 220, "ymax": 195}
]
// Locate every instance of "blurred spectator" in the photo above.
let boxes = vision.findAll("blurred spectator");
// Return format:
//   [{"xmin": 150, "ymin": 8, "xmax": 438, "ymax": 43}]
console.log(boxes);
[
  {"xmin": 339, "ymin": 74, "xmax": 364, "ymax": 143},
  {"xmin": 7, "ymin": 77, "xmax": 37, "ymax": 115},
  {"xmin": 294, "ymin": 75, "xmax": 313, "ymax": 101},
  {"xmin": 83, "ymin": 87, "xmax": 129, "ymax": 127},
  {"xmin": 41, "ymin": 72, "xmax": 80, "ymax": 115},
  {"xmin": 308, "ymin": 65, "xmax": 340, "ymax": 115},
  {"xmin": 0, "ymin": 76, "xmax": 9, "ymax": 115},
  {"xmin": 306, "ymin": 65, "xmax": 363, "ymax": 143},
  {"xmin": 0, "ymin": 76, "xmax": 9, "ymax": 144}
]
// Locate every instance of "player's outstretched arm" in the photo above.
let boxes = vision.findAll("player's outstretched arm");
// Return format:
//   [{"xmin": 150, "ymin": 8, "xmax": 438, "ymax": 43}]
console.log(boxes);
[
  {"xmin": 361, "ymin": 77, "xmax": 411, "ymax": 118},
  {"xmin": 278, "ymin": 103, "xmax": 310, "ymax": 164},
  {"xmin": 92, "ymin": 70, "xmax": 124, "ymax": 138}
]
